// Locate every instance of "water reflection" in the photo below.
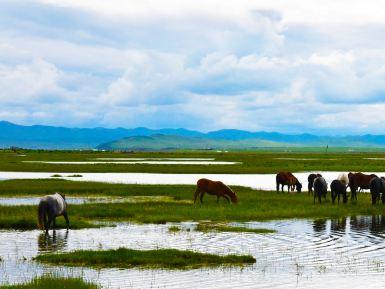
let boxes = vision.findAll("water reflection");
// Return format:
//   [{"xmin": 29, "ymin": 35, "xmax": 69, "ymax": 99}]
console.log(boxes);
[
  {"xmin": 38, "ymin": 230, "xmax": 68, "ymax": 253},
  {"xmin": 312, "ymin": 219, "xmax": 327, "ymax": 233},
  {"xmin": 330, "ymin": 217, "xmax": 347, "ymax": 232},
  {"xmin": 2, "ymin": 216, "xmax": 385, "ymax": 289}
]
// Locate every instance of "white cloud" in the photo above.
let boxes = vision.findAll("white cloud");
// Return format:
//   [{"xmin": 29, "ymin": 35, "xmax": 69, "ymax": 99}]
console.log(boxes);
[{"xmin": 1, "ymin": 0, "xmax": 385, "ymax": 133}]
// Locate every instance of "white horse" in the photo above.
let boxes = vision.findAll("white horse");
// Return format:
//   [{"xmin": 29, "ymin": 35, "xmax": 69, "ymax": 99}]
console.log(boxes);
[
  {"xmin": 38, "ymin": 192, "xmax": 69, "ymax": 233},
  {"xmin": 337, "ymin": 173, "xmax": 349, "ymax": 187}
]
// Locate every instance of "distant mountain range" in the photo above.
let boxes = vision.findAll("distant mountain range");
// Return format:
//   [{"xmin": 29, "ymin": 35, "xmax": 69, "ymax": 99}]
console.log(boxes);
[{"xmin": 1, "ymin": 120, "xmax": 385, "ymax": 150}]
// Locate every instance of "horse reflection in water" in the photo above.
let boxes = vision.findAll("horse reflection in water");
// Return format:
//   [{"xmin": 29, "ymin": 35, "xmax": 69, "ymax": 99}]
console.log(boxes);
[
  {"xmin": 330, "ymin": 217, "xmax": 347, "ymax": 232},
  {"xmin": 38, "ymin": 230, "xmax": 68, "ymax": 253},
  {"xmin": 312, "ymin": 216, "xmax": 385, "ymax": 236}
]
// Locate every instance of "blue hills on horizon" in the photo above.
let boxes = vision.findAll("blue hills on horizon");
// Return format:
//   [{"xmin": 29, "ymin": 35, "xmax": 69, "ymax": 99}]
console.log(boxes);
[{"xmin": 0, "ymin": 120, "xmax": 385, "ymax": 150}]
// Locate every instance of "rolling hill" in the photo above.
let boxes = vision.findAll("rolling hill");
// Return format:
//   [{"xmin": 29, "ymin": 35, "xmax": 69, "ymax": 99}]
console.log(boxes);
[{"xmin": 1, "ymin": 120, "xmax": 385, "ymax": 150}]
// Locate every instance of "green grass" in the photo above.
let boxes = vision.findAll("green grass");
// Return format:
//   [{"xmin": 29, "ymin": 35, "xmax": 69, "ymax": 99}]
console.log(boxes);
[
  {"xmin": 34, "ymin": 248, "xmax": 256, "ymax": 269},
  {"xmin": 2, "ymin": 150, "xmax": 385, "ymax": 173},
  {"xmin": 0, "ymin": 179, "xmax": 192, "ymax": 197},
  {"xmin": 1, "ymin": 181, "xmax": 385, "ymax": 229},
  {"xmin": 0, "ymin": 276, "xmax": 99, "ymax": 289},
  {"xmin": 168, "ymin": 225, "xmax": 181, "ymax": 232},
  {"xmin": 196, "ymin": 223, "xmax": 276, "ymax": 234}
]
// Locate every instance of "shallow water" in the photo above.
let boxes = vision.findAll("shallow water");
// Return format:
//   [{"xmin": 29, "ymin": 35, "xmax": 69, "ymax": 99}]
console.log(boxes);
[
  {"xmin": 23, "ymin": 161, "xmax": 239, "ymax": 165},
  {"xmin": 0, "ymin": 171, "xmax": 383, "ymax": 191},
  {"xmin": 1, "ymin": 216, "xmax": 385, "ymax": 288}
]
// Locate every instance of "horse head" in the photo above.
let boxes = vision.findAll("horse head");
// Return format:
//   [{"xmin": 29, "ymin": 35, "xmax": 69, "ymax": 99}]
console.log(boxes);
[
  {"xmin": 58, "ymin": 192, "xmax": 66, "ymax": 200},
  {"xmin": 296, "ymin": 180, "xmax": 302, "ymax": 193},
  {"xmin": 230, "ymin": 193, "xmax": 238, "ymax": 204}
]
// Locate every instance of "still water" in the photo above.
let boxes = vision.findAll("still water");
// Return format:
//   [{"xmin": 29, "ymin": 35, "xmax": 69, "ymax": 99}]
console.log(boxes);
[
  {"xmin": 0, "ymin": 171, "xmax": 384, "ymax": 191},
  {"xmin": 1, "ymin": 216, "xmax": 385, "ymax": 288}
]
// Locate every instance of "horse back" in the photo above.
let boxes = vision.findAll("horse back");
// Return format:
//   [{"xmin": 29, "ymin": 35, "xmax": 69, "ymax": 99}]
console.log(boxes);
[{"xmin": 276, "ymin": 172, "xmax": 295, "ymax": 185}]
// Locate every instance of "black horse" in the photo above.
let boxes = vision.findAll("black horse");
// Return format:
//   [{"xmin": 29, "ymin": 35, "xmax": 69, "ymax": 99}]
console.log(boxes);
[
  {"xmin": 314, "ymin": 176, "xmax": 327, "ymax": 204},
  {"xmin": 308, "ymin": 173, "xmax": 322, "ymax": 194},
  {"xmin": 330, "ymin": 180, "xmax": 347, "ymax": 204},
  {"xmin": 369, "ymin": 177, "xmax": 385, "ymax": 205}
]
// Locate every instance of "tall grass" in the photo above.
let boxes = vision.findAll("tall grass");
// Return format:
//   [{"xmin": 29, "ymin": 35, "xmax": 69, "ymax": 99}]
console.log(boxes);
[{"xmin": 35, "ymin": 248, "xmax": 256, "ymax": 269}]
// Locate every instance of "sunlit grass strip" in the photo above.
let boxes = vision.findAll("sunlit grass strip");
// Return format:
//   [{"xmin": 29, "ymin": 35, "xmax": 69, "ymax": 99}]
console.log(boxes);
[
  {"xmin": 0, "ymin": 276, "xmax": 99, "ymax": 289},
  {"xmin": 196, "ymin": 223, "xmax": 276, "ymax": 234},
  {"xmin": 35, "ymin": 248, "xmax": 256, "ymax": 269}
]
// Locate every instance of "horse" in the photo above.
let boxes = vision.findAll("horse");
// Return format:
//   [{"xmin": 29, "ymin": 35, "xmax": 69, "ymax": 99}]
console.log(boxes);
[
  {"xmin": 308, "ymin": 173, "xmax": 322, "ymax": 194},
  {"xmin": 337, "ymin": 173, "xmax": 349, "ymax": 186},
  {"xmin": 38, "ymin": 192, "xmax": 69, "ymax": 234},
  {"xmin": 276, "ymin": 172, "xmax": 302, "ymax": 193},
  {"xmin": 313, "ymin": 176, "xmax": 327, "ymax": 204},
  {"xmin": 194, "ymin": 178, "xmax": 238, "ymax": 204},
  {"xmin": 369, "ymin": 177, "xmax": 385, "ymax": 205},
  {"xmin": 331, "ymin": 180, "xmax": 347, "ymax": 204},
  {"xmin": 348, "ymin": 172, "xmax": 378, "ymax": 201}
]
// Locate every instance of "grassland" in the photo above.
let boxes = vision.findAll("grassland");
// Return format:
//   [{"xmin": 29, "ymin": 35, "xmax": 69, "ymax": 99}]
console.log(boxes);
[
  {"xmin": 1, "ymin": 179, "xmax": 385, "ymax": 230},
  {"xmin": 34, "ymin": 248, "xmax": 255, "ymax": 269},
  {"xmin": 2, "ymin": 149, "xmax": 385, "ymax": 173},
  {"xmin": 0, "ymin": 276, "xmax": 99, "ymax": 289}
]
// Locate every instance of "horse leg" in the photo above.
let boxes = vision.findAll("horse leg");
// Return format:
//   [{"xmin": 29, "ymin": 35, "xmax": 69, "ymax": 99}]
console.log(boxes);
[
  {"xmin": 46, "ymin": 214, "xmax": 53, "ymax": 234},
  {"xmin": 52, "ymin": 217, "xmax": 56, "ymax": 231},
  {"xmin": 193, "ymin": 188, "xmax": 200, "ymax": 204},
  {"xmin": 63, "ymin": 211, "xmax": 69, "ymax": 230},
  {"xmin": 216, "ymin": 195, "xmax": 220, "ymax": 204},
  {"xmin": 43, "ymin": 212, "xmax": 48, "ymax": 232},
  {"xmin": 199, "ymin": 191, "xmax": 205, "ymax": 204}
]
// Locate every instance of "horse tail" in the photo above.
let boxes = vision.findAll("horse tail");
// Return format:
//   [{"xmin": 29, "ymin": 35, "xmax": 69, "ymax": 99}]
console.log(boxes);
[
  {"xmin": 37, "ymin": 201, "xmax": 46, "ymax": 230},
  {"xmin": 276, "ymin": 174, "xmax": 280, "ymax": 192}
]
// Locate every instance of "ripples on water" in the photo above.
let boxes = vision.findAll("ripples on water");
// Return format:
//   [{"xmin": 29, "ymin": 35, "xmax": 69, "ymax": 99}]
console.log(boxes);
[{"xmin": 1, "ymin": 216, "xmax": 385, "ymax": 288}]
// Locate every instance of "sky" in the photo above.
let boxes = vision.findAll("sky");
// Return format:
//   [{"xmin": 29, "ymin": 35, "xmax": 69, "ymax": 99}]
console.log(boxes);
[{"xmin": 2, "ymin": 0, "xmax": 385, "ymax": 134}]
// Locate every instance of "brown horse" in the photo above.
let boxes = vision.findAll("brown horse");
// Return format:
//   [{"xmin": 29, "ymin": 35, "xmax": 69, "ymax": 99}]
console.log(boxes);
[
  {"xmin": 348, "ymin": 172, "xmax": 378, "ymax": 201},
  {"xmin": 276, "ymin": 172, "xmax": 302, "ymax": 193},
  {"xmin": 194, "ymin": 178, "xmax": 238, "ymax": 204}
]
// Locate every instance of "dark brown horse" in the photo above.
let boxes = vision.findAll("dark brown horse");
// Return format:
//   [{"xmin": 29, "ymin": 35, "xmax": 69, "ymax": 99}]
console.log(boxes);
[
  {"xmin": 276, "ymin": 172, "xmax": 302, "ymax": 193},
  {"xmin": 308, "ymin": 173, "xmax": 322, "ymax": 194},
  {"xmin": 348, "ymin": 172, "xmax": 378, "ymax": 201},
  {"xmin": 194, "ymin": 178, "xmax": 238, "ymax": 204}
]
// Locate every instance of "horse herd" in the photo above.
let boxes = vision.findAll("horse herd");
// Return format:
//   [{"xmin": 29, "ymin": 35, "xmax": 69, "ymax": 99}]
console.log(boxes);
[
  {"xmin": 37, "ymin": 173, "xmax": 384, "ymax": 233},
  {"xmin": 276, "ymin": 171, "xmax": 385, "ymax": 205}
]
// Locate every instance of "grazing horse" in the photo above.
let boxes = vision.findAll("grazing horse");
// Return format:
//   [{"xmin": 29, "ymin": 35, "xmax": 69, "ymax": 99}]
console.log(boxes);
[
  {"xmin": 369, "ymin": 177, "xmax": 385, "ymax": 205},
  {"xmin": 313, "ymin": 176, "xmax": 327, "ymax": 204},
  {"xmin": 276, "ymin": 172, "xmax": 302, "ymax": 193},
  {"xmin": 331, "ymin": 180, "xmax": 347, "ymax": 204},
  {"xmin": 308, "ymin": 173, "xmax": 322, "ymax": 194},
  {"xmin": 38, "ymin": 192, "xmax": 69, "ymax": 234},
  {"xmin": 348, "ymin": 172, "xmax": 378, "ymax": 201},
  {"xmin": 194, "ymin": 178, "xmax": 238, "ymax": 204}
]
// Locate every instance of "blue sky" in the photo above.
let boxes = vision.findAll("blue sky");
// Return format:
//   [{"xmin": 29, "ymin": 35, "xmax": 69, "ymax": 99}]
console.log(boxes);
[{"xmin": 1, "ymin": 0, "xmax": 385, "ymax": 134}]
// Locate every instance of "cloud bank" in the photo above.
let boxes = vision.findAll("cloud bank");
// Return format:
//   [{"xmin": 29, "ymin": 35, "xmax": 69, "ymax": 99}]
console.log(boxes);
[{"xmin": 1, "ymin": 0, "xmax": 385, "ymax": 134}]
